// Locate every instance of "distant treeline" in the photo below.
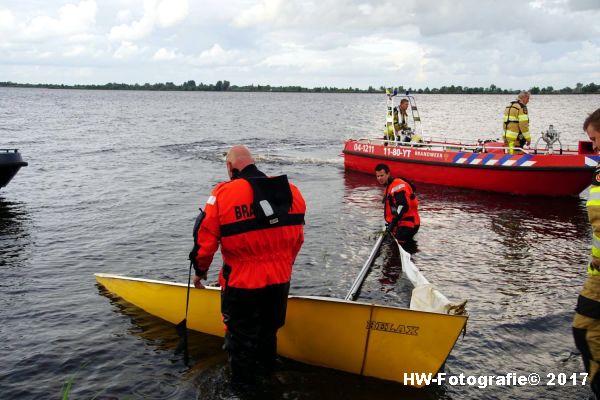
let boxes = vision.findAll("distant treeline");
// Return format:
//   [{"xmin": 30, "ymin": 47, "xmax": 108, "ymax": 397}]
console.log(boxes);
[{"xmin": 1, "ymin": 80, "xmax": 599, "ymax": 94}]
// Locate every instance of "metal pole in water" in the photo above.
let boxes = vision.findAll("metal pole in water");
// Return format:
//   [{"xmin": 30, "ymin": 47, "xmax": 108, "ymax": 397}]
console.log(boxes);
[{"xmin": 345, "ymin": 232, "xmax": 386, "ymax": 301}]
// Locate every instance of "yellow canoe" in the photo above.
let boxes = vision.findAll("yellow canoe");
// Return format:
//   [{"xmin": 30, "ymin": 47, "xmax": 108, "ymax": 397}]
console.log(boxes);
[{"xmin": 95, "ymin": 273, "xmax": 467, "ymax": 387}]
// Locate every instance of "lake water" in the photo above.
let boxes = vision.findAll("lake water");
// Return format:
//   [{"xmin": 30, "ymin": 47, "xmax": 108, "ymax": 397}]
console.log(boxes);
[{"xmin": 1, "ymin": 88, "xmax": 600, "ymax": 399}]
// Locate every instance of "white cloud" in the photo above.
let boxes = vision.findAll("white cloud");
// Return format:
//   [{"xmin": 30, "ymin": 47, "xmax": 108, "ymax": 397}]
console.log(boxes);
[
  {"xmin": 0, "ymin": 0, "xmax": 599, "ymax": 88},
  {"xmin": 153, "ymin": 47, "xmax": 178, "ymax": 60},
  {"xmin": 191, "ymin": 44, "xmax": 239, "ymax": 66},
  {"xmin": 113, "ymin": 41, "xmax": 140, "ymax": 59},
  {"xmin": 353, "ymin": 36, "xmax": 426, "ymax": 74},
  {"xmin": 64, "ymin": 45, "xmax": 87, "ymax": 57},
  {"xmin": 260, "ymin": 47, "xmax": 333, "ymax": 70},
  {"xmin": 109, "ymin": 0, "xmax": 189, "ymax": 41},
  {"xmin": 157, "ymin": 0, "xmax": 189, "ymax": 28},
  {"xmin": 37, "ymin": 51, "xmax": 54, "ymax": 59},
  {"xmin": 233, "ymin": 0, "xmax": 283, "ymax": 28},
  {"xmin": 232, "ymin": 0, "xmax": 410, "ymax": 32},
  {"xmin": 58, "ymin": 0, "xmax": 97, "ymax": 30},
  {"xmin": 0, "ymin": 9, "xmax": 17, "ymax": 32},
  {"xmin": 23, "ymin": 0, "xmax": 97, "ymax": 41},
  {"xmin": 109, "ymin": 0, "xmax": 155, "ymax": 41},
  {"xmin": 551, "ymin": 41, "xmax": 600, "ymax": 72},
  {"xmin": 407, "ymin": 0, "xmax": 600, "ymax": 44},
  {"xmin": 116, "ymin": 9, "xmax": 133, "ymax": 23},
  {"xmin": 0, "ymin": 0, "xmax": 98, "ymax": 48},
  {"xmin": 74, "ymin": 67, "xmax": 94, "ymax": 78},
  {"xmin": 358, "ymin": 3, "xmax": 373, "ymax": 15},
  {"xmin": 67, "ymin": 33, "xmax": 97, "ymax": 44},
  {"xmin": 568, "ymin": 0, "xmax": 600, "ymax": 10}
]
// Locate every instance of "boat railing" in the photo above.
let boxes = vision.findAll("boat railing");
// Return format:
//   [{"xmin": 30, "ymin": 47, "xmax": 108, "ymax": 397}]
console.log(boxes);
[
  {"xmin": 353, "ymin": 137, "xmax": 500, "ymax": 153},
  {"xmin": 0, "ymin": 149, "xmax": 21, "ymax": 154},
  {"xmin": 351, "ymin": 136, "xmax": 580, "ymax": 155}
]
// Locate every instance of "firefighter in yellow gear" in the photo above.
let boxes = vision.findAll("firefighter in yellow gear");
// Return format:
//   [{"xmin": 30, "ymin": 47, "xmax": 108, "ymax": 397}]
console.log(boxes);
[
  {"xmin": 383, "ymin": 107, "xmax": 400, "ymax": 141},
  {"xmin": 573, "ymin": 108, "xmax": 600, "ymax": 399},
  {"xmin": 383, "ymin": 99, "xmax": 410, "ymax": 142},
  {"xmin": 503, "ymin": 91, "xmax": 531, "ymax": 154}
]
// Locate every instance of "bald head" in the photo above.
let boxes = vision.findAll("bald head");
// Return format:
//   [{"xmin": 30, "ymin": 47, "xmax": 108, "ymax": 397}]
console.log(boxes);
[{"xmin": 226, "ymin": 145, "xmax": 255, "ymax": 178}]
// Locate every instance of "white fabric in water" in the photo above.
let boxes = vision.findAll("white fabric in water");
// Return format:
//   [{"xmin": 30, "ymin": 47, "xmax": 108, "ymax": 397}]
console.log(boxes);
[{"xmin": 396, "ymin": 239, "xmax": 457, "ymax": 314}]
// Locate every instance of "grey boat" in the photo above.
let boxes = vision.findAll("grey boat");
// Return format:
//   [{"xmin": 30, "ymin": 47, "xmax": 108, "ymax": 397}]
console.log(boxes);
[{"xmin": 0, "ymin": 149, "xmax": 28, "ymax": 189}]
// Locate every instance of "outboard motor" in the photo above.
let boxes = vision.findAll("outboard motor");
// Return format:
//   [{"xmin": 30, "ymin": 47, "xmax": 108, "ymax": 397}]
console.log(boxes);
[
  {"xmin": 543, "ymin": 125, "xmax": 559, "ymax": 145},
  {"xmin": 535, "ymin": 124, "xmax": 562, "ymax": 154},
  {"xmin": 401, "ymin": 127, "xmax": 413, "ymax": 142}
]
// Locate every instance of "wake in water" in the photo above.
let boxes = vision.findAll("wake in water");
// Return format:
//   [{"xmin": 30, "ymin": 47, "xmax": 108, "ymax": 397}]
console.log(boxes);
[{"xmin": 159, "ymin": 137, "xmax": 345, "ymax": 168}]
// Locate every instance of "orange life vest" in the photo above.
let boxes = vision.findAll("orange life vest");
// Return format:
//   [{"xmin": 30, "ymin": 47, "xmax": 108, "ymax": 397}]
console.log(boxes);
[
  {"xmin": 193, "ymin": 166, "xmax": 305, "ymax": 289},
  {"xmin": 384, "ymin": 177, "xmax": 420, "ymax": 228}
]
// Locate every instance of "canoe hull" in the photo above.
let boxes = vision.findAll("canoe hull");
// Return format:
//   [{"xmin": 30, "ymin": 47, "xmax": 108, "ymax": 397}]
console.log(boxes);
[
  {"xmin": 343, "ymin": 139, "xmax": 596, "ymax": 197},
  {"xmin": 95, "ymin": 273, "xmax": 467, "ymax": 387}
]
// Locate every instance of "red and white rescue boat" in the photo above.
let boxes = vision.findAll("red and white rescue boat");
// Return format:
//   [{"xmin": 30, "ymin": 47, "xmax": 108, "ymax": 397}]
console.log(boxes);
[
  {"xmin": 344, "ymin": 92, "xmax": 597, "ymax": 197},
  {"xmin": 343, "ymin": 137, "xmax": 598, "ymax": 197}
]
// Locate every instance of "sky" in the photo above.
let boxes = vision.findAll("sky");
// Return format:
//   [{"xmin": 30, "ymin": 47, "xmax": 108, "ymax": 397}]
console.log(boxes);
[{"xmin": 1, "ymin": 0, "xmax": 599, "ymax": 89}]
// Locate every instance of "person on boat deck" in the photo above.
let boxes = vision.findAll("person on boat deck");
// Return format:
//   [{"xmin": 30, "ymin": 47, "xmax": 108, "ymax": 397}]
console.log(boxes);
[
  {"xmin": 573, "ymin": 107, "xmax": 600, "ymax": 399},
  {"xmin": 398, "ymin": 99, "xmax": 410, "ymax": 130},
  {"xmin": 503, "ymin": 91, "xmax": 531, "ymax": 154},
  {"xmin": 189, "ymin": 145, "xmax": 306, "ymax": 392},
  {"xmin": 384, "ymin": 107, "xmax": 400, "ymax": 142},
  {"xmin": 383, "ymin": 99, "xmax": 410, "ymax": 142},
  {"xmin": 374, "ymin": 163, "xmax": 420, "ymax": 242}
]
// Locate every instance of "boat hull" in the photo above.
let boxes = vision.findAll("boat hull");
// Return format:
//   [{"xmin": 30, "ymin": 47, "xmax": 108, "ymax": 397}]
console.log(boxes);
[
  {"xmin": 95, "ymin": 273, "xmax": 467, "ymax": 387},
  {"xmin": 343, "ymin": 139, "xmax": 597, "ymax": 197},
  {"xmin": 0, "ymin": 150, "xmax": 28, "ymax": 189}
]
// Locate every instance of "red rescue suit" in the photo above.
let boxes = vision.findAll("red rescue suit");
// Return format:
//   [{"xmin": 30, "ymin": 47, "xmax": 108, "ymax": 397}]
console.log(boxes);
[
  {"xmin": 193, "ymin": 166, "xmax": 305, "ymax": 289},
  {"xmin": 191, "ymin": 164, "xmax": 305, "ymax": 389},
  {"xmin": 383, "ymin": 176, "xmax": 420, "ymax": 240}
]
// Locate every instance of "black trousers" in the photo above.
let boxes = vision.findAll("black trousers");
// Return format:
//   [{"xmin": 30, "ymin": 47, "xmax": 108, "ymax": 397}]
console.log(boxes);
[
  {"xmin": 221, "ymin": 282, "xmax": 290, "ymax": 387},
  {"xmin": 393, "ymin": 225, "xmax": 419, "ymax": 242}
]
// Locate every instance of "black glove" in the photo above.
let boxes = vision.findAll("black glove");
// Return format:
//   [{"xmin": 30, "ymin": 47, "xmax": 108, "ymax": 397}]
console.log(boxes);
[{"xmin": 386, "ymin": 217, "xmax": 399, "ymax": 234}]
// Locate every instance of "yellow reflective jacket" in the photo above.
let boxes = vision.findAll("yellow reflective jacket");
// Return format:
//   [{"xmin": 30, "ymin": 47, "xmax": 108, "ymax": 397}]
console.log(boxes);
[
  {"xmin": 398, "ymin": 109, "xmax": 409, "ymax": 130},
  {"xmin": 384, "ymin": 108, "xmax": 409, "ymax": 137},
  {"xmin": 588, "ymin": 164, "xmax": 600, "ymax": 276},
  {"xmin": 503, "ymin": 101, "xmax": 530, "ymax": 144}
]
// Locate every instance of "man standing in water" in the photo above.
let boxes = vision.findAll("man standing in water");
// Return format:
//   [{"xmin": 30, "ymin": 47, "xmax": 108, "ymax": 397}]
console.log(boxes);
[
  {"xmin": 374, "ymin": 163, "xmax": 420, "ymax": 242},
  {"xmin": 573, "ymin": 107, "xmax": 600, "ymax": 398},
  {"xmin": 503, "ymin": 91, "xmax": 531, "ymax": 154},
  {"xmin": 189, "ymin": 145, "xmax": 306, "ymax": 392}
]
